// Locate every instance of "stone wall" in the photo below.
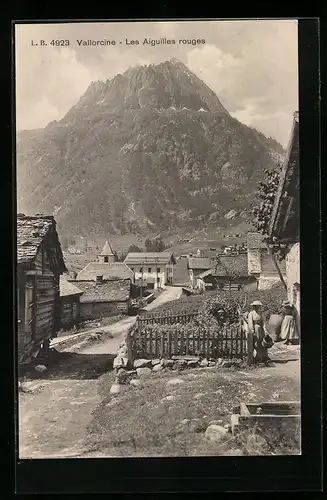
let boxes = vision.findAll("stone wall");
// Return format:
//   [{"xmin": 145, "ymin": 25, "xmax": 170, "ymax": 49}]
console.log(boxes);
[
  {"xmin": 258, "ymin": 275, "xmax": 283, "ymax": 291},
  {"xmin": 247, "ymin": 249, "xmax": 261, "ymax": 274}
]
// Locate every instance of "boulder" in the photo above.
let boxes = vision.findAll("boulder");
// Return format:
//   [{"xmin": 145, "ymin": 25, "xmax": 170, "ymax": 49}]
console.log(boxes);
[
  {"xmin": 130, "ymin": 379, "xmax": 141, "ymax": 388},
  {"xmin": 205, "ymin": 425, "xmax": 228, "ymax": 443},
  {"xmin": 136, "ymin": 367, "xmax": 152, "ymax": 377},
  {"xmin": 216, "ymin": 358, "xmax": 224, "ymax": 367},
  {"xmin": 152, "ymin": 364, "xmax": 163, "ymax": 372},
  {"xmin": 151, "ymin": 359, "xmax": 160, "ymax": 366},
  {"xmin": 200, "ymin": 359, "xmax": 209, "ymax": 367},
  {"xmin": 222, "ymin": 360, "xmax": 232, "ymax": 368},
  {"xmin": 166, "ymin": 378, "xmax": 184, "ymax": 386},
  {"xmin": 134, "ymin": 359, "xmax": 152, "ymax": 369},
  {"xmin": 34, "ymin": 364, "xmax": 47, "ymax": 373},
  {"xmin": 110, "ymin": 383, "xmax": 121, "ymax": 394}
]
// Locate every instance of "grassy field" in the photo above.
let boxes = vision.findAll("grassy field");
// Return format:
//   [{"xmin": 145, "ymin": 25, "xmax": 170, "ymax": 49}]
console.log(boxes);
[{"xmin": 85, "ymin": 357, "xmax": 301, "ymax": 457}]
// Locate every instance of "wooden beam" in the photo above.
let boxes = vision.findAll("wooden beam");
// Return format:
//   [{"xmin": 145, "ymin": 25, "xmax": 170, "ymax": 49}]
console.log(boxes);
[{"xmin": 266, "ymin": 243, "xmax": 288, "ymax": 292}]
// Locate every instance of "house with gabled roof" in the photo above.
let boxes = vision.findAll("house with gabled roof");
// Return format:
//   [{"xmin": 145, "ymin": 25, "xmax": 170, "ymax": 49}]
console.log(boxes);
[
  {"xmin": 17, "ymin": 214, "xmax": 67, "ymax": 363},
  {"xmin": 195, "ymin": 254, "xmax": 257, "ymax": 292},
  {"xmin": 124, "ymin": 252, "xmax": 176, "ymax": 289}
]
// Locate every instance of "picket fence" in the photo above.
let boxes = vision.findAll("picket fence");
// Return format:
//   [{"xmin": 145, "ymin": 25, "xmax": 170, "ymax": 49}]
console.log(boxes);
[{"xmin": 129, "ymin": 321, "xmax": 247, "ymax": 360}]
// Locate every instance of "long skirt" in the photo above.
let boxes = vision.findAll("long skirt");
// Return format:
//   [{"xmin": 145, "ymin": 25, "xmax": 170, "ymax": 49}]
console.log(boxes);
[
  {"xmin": 253, "ymin": 325, "xmax": 269, "ymax": 362},
  {"xmin": 280, "ymin": 315, "xmax": 298, "ymax": 341}
]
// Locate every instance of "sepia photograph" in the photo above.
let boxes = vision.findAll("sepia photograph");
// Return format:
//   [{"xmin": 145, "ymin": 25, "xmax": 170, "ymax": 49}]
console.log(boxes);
[{"xmin": 15, "ymin": 19, "xmax": 300, "ymax": 459}]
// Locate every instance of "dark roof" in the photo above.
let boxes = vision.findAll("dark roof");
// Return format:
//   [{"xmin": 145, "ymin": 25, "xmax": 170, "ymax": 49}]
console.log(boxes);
[
  {"xmin": 75, "ymin": 279, "xmax": 131, "ymax": 303},
  {"xmin": 247, "ymin": 232, "xmax": 266, "ymax": 250},
  {"xmin": 17, "ymin": 214, "xmax": 67, "ymax": 273},
  {"xmin": 76, "ymin": 262, "xmax": 133, "ymax": 281},
  {"xmin": 60, "ymin": 277, "xmax": 84, "ymax": 297},
  {"xmin": 269, "ymin": 112, "xmax": 300, "ymax": 243},
  {"xmin": 187, "ymin": 257, "xmax": 213, "ymax": 270},
  {"xmin": 124, "ymin": 252, "xmax": 176, "ymax": 265},
  {"xmin": 198, "ymin": 254, "xmax": 248, "ymax": 279}
]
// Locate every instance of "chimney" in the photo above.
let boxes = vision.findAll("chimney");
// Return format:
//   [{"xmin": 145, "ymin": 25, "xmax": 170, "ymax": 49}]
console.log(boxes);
[{"xmin": 96, "ymin": 275, "xmax": 103, "ymax": 284}]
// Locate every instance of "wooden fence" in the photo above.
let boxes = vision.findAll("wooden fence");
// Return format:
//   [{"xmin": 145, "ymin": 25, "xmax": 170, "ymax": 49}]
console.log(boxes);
[
  {"xmin": 130, "ymin": 323, "xmax": 247, "ymax": 360},
  {"xmin": 137, "ymin": 311, "xmax": 198, "ymax": 325}
]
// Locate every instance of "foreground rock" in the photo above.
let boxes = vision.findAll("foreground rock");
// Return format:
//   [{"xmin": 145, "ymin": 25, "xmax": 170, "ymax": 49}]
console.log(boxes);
[
  {"xmin": 205, "ymin": 424, "xmax": 228, "ymax": 443},
  {"xmin": 134, "ymin": 359, "xmax": 152, "ymax": 369},
  {"xmin": 136, "ymin": 367, "xmax": 152, "ymax": 378}
]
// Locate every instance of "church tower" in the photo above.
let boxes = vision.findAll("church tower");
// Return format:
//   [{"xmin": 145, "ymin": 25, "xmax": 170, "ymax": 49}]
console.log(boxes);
[{"xmin": 98, "ymin": 240, "xmax": 115, "ymax": 264}]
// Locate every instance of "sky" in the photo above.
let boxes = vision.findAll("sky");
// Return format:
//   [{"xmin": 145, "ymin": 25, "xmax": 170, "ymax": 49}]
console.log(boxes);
[{"xmin": 15, "ymin": 20, "xmax": 298, "ymax": 147}]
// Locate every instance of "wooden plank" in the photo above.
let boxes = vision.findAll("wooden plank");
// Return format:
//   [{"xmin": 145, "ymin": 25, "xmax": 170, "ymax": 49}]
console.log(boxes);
[
  {"xmin": 160, "ymin": 332, "xmax": 164, "ymax": 358},
  {"xmin": 173, "ymin": 328, "xmax": 178, "ymax": 356},
  {"xmin": 168, "ymin": 330, "xmax": 172, "ymax": 358}
]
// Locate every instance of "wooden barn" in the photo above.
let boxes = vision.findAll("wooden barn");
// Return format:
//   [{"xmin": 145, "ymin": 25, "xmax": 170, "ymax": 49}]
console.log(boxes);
[
  {"xmin": 17, "ymin": 214, "xmax": 67, "ymax": 364},
  {"xmin": 59, "ymin": 276, "xmax": 83, "ymax": 330}
]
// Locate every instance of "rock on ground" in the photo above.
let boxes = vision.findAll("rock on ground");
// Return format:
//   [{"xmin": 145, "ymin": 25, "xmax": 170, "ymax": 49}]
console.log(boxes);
[
  {"xmin": 109, "ymin": 383, "xmax": 122, "ymax": 394},
  {"xmin": 151, "ymin": 359, "xmax": 160, "ymax": 366},
  {"xmin": 130, "ymin": 379, "xmax": 141, "ymax": 388},
  {"xmin": 152, "ymin": 364, "xmax": 163, "ymax": 372},
  {"xmin": 134, "ymin": 359, "xmax": 152, "ymax": 369},
  {"xmin": 136, "ymin": 367, "xmax": 152, "ymax": 377},
  {"xmin": 205, "ymin": 425, "xmax": 228, "ymax": 443},
  {"xmin": 34, "ymin": 364, "xmax": 47, "ymax": 373},
  {"xmin": 166, "ymin": 378, "xmax": 184, "ymax": 386}
]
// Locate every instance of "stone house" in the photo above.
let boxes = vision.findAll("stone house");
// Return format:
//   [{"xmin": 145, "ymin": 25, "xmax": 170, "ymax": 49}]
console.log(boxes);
[
  {"xmin": 17, "ymin": 214, "xmax": 67, "ymax": 364},
  {"xmin": 268, "ymin": 111, "xmax": 300, "ymax": 334},
  {"xmin": 124, "ymin": 252, "xmax": 176, "ymax": 289},
  {"xmin": 247, "ymin": 231, "xmax": 286, "ymax": 290}
]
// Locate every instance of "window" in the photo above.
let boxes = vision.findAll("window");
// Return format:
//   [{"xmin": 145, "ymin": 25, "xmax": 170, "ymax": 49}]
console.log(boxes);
[
  {"xmin": 157, "ymin": 267, "xmax": 160, "ymax": 273},
  {"xmin": 104, "ymin": 256, "xmax": 108, "ymax": 263},
  {"xmin": 148, "ymin": 267, "xmax": 152, "ymax": 273}
]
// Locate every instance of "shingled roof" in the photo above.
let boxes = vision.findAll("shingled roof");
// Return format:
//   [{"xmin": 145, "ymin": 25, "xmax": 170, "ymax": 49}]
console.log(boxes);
[
  {"xmin": 124, "ymin": 252, "xmax": 176, "ymax": 266},
  {"xmin": 17, "ymin": 214, "xmax": 67, "ymax": 272},
  {"xmin": 247, "ymin": 232, "xmax": 266, "ymax": 250},
  {"xmin": 198, "ymin": 254, "xmax": 249, "ymax": 279},
  {"xmin": 76, "ymin": 279, "xmax": 131, "ymax": 303},
  {"xmin": 187, "ymin": 257, "xmax": 213, "ymax": 270},
  {"xmin": 59, "ymin": 277, "xmax": 84, "ymax": 298},
  {"xmin": 76, "ymin": 262, "xmax": 134, "ymax": 281}
]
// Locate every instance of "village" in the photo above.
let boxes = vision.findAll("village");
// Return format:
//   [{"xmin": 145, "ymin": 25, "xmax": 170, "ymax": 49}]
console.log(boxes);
[{"xmin": 17, "ymin": 112, "xmax": 300, "ymax": 458}]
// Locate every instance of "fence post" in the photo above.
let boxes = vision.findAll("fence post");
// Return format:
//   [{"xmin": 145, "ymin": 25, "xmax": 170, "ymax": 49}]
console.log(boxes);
[{"xmin": 247, "ymin": 332, "xmax": 254, "ymax": 365}]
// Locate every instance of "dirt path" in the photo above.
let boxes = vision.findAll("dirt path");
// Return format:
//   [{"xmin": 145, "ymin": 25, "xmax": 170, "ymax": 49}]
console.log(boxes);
[{"xmin": 78, "ymin": 286, "xmax": 183, "ymax": 355}]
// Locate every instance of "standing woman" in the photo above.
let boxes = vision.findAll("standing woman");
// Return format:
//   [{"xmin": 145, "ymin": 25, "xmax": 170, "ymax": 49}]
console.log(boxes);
[
  {"xmin": 280, "ymin": 300, "xmax": 298, "ymax": 345},
  {"xmin": 247, "ymin": 301, "xmax": 270, "ymax": 363}
]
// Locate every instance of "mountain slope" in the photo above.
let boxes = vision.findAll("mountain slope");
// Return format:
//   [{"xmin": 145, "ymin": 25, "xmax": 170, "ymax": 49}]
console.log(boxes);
[{"xmin": 17, "ymin": 59, "xmax": 284, "ymax": 236}]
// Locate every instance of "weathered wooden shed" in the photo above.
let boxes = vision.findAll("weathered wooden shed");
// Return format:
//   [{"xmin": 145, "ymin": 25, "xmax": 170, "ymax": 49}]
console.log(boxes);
[
  {"xmin": 59, "ymin": 276, "xmax": 83, "ymax": 330},
  {"xmin": 17, "ymin": 214, "xmax": 67, "ymax": 364}
]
